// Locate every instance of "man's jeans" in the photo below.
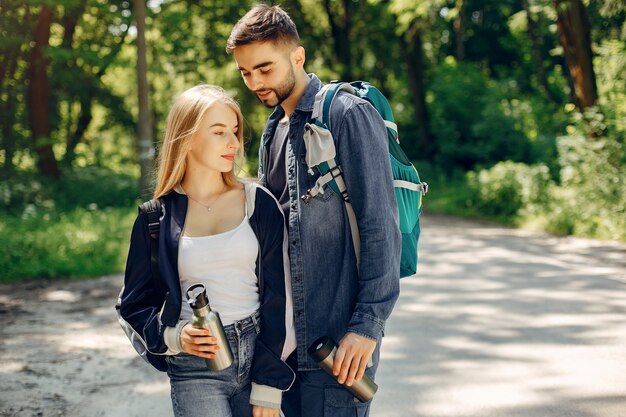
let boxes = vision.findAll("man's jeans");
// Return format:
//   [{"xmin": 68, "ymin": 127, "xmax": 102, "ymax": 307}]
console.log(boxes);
[
  {"xmin": 166, "ymin": 312, "xmax": 260, "ymax": 417},
  {"xmin": 282, "ymin": 342, "xmax": 380, "ymax": 417}
]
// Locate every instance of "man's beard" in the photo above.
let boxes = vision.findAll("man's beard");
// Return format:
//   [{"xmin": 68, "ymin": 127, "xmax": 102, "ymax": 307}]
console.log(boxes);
[{"xmin": 256, "ymin": 67, "xmax": 296, "ymax": 108}]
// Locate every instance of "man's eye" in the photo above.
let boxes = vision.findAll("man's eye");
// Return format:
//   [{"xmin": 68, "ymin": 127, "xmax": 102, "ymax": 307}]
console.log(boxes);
[
  {"xmin": 260, "ymin": 68, "xmax": 271, "ymax": 74},
  {"xmin": 241, "ymin": 72, "xmax": 250, "ymax": 78}
]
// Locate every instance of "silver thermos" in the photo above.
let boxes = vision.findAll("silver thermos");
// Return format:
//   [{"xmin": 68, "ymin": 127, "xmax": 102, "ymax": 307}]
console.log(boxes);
[
  {"xmin": 186, "ymin": 283, "xmax": 233, "ymax": 371},
  {"xmin": 307, "ymin": 336, "xmax": 378, "ymax": 402}
]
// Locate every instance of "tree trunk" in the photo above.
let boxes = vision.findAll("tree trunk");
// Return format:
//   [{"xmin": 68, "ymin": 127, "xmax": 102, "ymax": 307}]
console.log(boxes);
[
  {"xmin": 59, "ymin": 2, "xmax": 84, "ymax": 168},
  {"xmin": 554, "ymin": 0, "xmax": 597, "ymax": 109},
  {"xmin": 403, "ymin": 21, "xmax": 431, "ymax": 158},
  {"xmin": 27, "ymin": 5, "xmax": 60, "ymax": 178},
  {"xmin": 134, "ymin": 0, "xmax": 154, "ymax": 198},
  {"xmin": 453, "ymin": 0, "xmax": 466, "ymax": 61},
  {"xmin": 521, "ymin": 0, "xmax": 554, "ymax": 100},
  {"xmin": 323, "ymin": 0, "xmax": 352, "ymax": 80},
  {"xmin": 1, "ymin": 47, "xmax": 19, "ymax": 176},
  {"xmin": 63, "ymin": 95, "xmax": 92, "ymax": 167}
]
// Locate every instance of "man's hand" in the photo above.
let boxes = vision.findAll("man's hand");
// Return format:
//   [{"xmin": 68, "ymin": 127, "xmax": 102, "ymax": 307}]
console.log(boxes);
[
  {"xmin": 179, "ymin": 323, "xmax": 220, "ymax": 359},
  {"xmin": 332, "ymin": 332, "xmax": 377, "ymax": 386},
  {"xmin": 252, "ymin": 405, "xmax": 280, "ymax": 417}
]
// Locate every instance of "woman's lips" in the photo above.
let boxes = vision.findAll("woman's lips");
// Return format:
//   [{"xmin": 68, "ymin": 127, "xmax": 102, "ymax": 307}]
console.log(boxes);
[{"xmin": 221, "ymin": 154, "xmax": 235, "ymax": 161}]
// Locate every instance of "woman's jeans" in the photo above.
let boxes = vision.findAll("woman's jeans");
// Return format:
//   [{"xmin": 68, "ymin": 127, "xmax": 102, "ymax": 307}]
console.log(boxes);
[{"xmin": 166, "ymin": 312, "xmax": 260, "ymax": 417}]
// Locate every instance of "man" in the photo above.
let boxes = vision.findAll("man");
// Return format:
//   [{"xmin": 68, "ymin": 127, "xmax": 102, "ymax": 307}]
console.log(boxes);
[{"xmin": 227, "ymin": 5, "xmax": 401, "ymax": 416}]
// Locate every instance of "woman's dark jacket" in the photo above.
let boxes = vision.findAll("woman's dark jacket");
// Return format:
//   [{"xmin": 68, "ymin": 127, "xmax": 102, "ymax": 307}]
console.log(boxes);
[{"xmin": 116, "ymin": 184, "xmax": 296, "ymax": 392}]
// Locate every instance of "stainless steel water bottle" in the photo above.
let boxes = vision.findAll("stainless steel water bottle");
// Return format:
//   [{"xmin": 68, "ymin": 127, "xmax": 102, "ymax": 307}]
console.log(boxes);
[
  {"xmin": 307, "ymin": 336, "xmax": 378, "ymax": 402},
  {"xmin": 186, "ymin": 283, "xmax": 233, "ymax": 371}
]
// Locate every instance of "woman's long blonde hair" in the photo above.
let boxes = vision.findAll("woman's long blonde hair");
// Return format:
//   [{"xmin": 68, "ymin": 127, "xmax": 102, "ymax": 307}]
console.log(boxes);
[{"xmin": 153, "ymin": 85, "xmax": 244, "ymax": 199}]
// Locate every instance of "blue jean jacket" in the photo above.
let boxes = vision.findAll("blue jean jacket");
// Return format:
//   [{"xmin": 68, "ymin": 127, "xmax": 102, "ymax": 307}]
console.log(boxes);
[{"xmin": 259, "ymin": 74, "xmax": 401, "ymax": 370}]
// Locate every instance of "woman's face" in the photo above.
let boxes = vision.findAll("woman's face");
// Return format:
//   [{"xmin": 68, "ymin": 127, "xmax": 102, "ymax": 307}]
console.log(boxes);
[{"xmin": 186, "ymin": 102, "xmax": 240, "ymax": 174}]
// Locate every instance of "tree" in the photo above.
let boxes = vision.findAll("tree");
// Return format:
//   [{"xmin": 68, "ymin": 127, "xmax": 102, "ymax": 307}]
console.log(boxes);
[
  {"xmin": 27, "ymin": 4, "xmax": 60, "ymax": 178},
  {"xmin": 554, "ymin": 0, "xmax": 597, "ymax": 109},
  {"xmin": 323, "ymin": 0, "xmax": 353, "ymax": 80},
  {"xmin": 134, "ymin": 0, "xmax": 154, "ymax": 197},
  {"xmin": 402, "ymin": 20, "xmax": 431, "ymax": 157},
  {"xmin": 453, "ymin": 0, "xmax": 467, "ymax": 61},
  {"xmin": 521, "ymin": 0, "xmax": 553, "ymax": 99}
]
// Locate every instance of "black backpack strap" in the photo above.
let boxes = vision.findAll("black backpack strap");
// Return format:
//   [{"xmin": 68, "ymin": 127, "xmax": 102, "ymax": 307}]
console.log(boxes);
[{"xmin": 139, "ymin": 199, "xmax": 162, "ymax": 283}]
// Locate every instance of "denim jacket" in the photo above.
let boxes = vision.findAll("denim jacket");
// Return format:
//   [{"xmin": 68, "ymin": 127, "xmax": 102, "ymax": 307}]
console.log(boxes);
[{"xmin": 258, "ymin": 74, "xmax": 401, "ymax": 370}]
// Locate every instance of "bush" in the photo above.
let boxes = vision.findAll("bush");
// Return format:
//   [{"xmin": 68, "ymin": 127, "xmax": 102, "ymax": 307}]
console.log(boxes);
[
  {"xmin": 427, "ymin": 59, "xmax": 565, "ymax": 171},
  {"xmin": 0, "ymin": 207, "xmax": 136, "ymax": 282},
  {"xmin": 0, "ymin": 167, "xmax": 142, "ymax": 281},
  {"xmin": 544, "ymin": 135, "xmax": 626, "ymax": 240},
  {"xmin": 466, "ymin": 161, "xmax": 553, "ymax": 221},
  {"xmin": 0, "ymin": 166, "xmax": 139, "ymax": 216}
]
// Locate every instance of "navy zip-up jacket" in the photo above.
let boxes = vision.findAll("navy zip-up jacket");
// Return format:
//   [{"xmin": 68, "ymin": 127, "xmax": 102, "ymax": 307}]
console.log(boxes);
[{"xmin": 116, "ymin": 183, "xmax": 295, "ymax": 406}]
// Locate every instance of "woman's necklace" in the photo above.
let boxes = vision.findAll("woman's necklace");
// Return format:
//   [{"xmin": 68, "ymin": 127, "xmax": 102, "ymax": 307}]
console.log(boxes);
[{"xmin": 186, "ymin": 183, "xmax": 227, "ymax": 213}]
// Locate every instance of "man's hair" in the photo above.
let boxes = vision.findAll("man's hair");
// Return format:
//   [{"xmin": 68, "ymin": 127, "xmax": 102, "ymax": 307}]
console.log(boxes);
[{"xmin": 226, "ymin": 4, "xmax": 300, "ymax": 53}]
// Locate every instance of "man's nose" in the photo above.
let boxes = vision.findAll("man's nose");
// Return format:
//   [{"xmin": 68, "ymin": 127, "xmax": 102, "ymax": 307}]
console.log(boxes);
[{"xmin": 249, "ymin": 74, "xmax": 263, "ymax": 91}]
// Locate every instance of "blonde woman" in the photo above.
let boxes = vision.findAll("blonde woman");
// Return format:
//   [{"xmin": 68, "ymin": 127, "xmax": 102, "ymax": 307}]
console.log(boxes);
[{"xmin": 117, "ymin": 85, "xmax": 295, "ymax": 417}]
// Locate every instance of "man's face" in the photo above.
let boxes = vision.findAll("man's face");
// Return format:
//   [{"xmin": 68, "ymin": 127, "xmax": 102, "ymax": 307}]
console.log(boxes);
[{"xmin": 233, "ymin": 41, "xmax": 297, "ymax": 108}]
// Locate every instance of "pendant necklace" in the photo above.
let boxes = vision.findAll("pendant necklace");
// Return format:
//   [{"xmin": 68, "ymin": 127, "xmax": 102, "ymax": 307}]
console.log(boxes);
[{"xmin": 187, "ymin": 183, "xmax": 227, "ymax": 213}]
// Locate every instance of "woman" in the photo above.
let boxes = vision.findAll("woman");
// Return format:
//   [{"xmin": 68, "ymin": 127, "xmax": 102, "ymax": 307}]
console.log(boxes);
[{"xmin": 117, "ymin": 85, "xmax": 295, "ymax": 417}]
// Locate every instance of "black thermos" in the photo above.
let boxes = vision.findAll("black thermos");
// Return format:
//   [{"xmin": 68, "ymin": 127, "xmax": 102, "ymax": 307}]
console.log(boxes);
[{"xmin": 307, "ymin": 336, "xmax": 378, "ymax": 402}]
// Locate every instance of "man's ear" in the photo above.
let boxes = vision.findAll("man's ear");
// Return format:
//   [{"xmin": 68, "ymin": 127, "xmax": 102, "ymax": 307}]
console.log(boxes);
[{"xmin": 292, "ymin": 46, "xmax": 305, "ymax": 69}]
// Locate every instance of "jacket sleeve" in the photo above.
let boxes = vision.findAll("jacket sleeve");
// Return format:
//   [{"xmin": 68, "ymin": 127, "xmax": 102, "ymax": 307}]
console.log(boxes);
[
  {"xmin": 334, "ymin": 99, "xmax": 401, "ymax": 341},
  {"xmin": 249, "ymin": 187, "xmax": 296, "ymax": 407},
  {"xmin": 117, "ymin": 209, "xmax": 170, "ymax": 357}
]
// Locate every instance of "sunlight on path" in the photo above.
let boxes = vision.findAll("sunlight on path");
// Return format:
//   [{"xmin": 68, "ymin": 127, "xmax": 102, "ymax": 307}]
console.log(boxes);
[{"xmin": 372, "ymin": 214, "xmax": 626, "ymax": 417}]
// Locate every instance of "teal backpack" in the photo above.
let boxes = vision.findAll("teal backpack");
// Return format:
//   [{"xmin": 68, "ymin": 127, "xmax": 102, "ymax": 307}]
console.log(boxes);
[{"xmin": 301, "ymin": 81, "xmax": 428, "ymax": 278}]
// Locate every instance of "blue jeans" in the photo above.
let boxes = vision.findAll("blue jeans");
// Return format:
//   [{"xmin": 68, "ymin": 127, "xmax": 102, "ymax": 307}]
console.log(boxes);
[
  {"xmin": 282, "ymin": 342, "xmax": 380, "ymax": 417},
  {"xmin": 166, "ymin": 312, "xmax": 260, "ymax": 417}
]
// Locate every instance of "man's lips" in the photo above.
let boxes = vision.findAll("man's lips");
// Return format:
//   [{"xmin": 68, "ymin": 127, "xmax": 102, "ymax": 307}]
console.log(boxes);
[{"xmin": 256, "ymin": 90, "xmax": 272, "ymax": 99}]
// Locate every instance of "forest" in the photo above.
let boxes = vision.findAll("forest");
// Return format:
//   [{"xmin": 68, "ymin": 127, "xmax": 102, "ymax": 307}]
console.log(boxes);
[{"xmin": 0, "ymin": 0, "xmax": 624, "ymax": 280}]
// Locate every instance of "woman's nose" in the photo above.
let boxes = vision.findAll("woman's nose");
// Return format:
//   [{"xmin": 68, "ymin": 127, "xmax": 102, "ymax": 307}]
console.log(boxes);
[{"xmin": 228, "ymin": 133, "xmax": 239, "ymax": 149}]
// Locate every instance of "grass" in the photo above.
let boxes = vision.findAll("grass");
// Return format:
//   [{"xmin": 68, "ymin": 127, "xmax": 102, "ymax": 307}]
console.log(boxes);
[{"xmin": 0, "ymin": 206, "xmax": 136, "ymax": 282}]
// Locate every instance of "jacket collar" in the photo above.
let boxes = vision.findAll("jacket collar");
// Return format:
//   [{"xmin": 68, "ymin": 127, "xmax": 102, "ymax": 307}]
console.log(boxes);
[{"xmin": 295, "ymin": 73, "xmax": 322, "ymax": 113}]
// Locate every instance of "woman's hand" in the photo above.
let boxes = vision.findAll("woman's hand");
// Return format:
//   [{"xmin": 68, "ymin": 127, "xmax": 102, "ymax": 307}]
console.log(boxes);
[
  {"xmin": 179, "ymin": 323, "xmax": 220, "ymax": 359},
  {"xmin": 252, "ymin": 405, "xmax": 280, "ymax": 417}
]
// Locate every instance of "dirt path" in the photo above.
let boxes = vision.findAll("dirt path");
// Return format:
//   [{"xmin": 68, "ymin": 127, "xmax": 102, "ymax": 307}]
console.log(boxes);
[{"xmin": 1, "ymin": 214, "xmax": 625, "ymax": 417}]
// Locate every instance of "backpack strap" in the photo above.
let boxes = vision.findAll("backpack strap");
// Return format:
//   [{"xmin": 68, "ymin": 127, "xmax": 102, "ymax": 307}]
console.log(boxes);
[
  {"xmin": 393, "ymin": 180, "xmax": 429, "ymax": 194},
  {"xmin": 139, "ymin": 199, "xmax": 162, "ymax": 282},
  {"xmin": 304, "ymin": 82, "xmax": 362, "ymax": 268}
]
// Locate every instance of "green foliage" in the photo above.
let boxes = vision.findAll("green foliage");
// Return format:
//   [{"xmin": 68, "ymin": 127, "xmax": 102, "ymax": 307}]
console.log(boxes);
[
  {"xmin": 2, "ymin": 0, "xmax": 625, "ymax": 283},
  {"xmin": 0, "ymin": 207, "xmax": 135, "ymax": 282},
  {"xmin": 428, "ymin": 59, "xmax": 565, "ymax": 170},
  {"xmin": 466, "ymin": 161, "xmax": 552, "ymax": 220},
  {"xmin": 546, "ymin": 135, "xmax": 626, "ymax": 240},
  {"xmin": 431, "ymin": 133, "xmax": 626, "ymax": 241},
  {"xmin": 0, "ymin": 167, "xmax": 139, "ymax": 216},
  {"xmin": 0, "ymin": 167, "xmax": 139, "ymax": 282}
]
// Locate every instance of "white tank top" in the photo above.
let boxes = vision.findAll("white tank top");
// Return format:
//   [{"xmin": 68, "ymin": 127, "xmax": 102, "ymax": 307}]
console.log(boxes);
[{"xmin": 178, "ymin": 205, "xmax": 260, "ymax": 326}]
